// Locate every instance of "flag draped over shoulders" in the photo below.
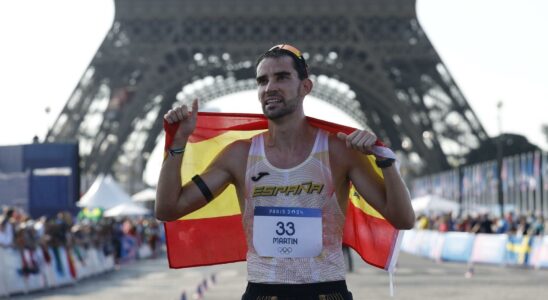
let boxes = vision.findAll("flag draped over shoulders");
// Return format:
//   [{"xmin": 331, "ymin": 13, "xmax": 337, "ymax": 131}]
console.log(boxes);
[{"xmin": 162, "ymin": 112, "xmax": 403, "ymax": 272}]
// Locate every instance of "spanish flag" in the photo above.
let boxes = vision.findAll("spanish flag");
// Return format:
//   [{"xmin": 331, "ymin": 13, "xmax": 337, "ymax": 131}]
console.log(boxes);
[{"xmin": 163, "ymin": 112, "xmax": 403, "ymax": 272}]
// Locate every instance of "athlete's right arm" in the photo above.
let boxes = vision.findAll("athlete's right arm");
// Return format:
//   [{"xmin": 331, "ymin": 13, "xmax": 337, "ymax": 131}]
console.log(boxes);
[{"xmin": 155, "ymin": 100, "xmax": 233, "ymax": 221}]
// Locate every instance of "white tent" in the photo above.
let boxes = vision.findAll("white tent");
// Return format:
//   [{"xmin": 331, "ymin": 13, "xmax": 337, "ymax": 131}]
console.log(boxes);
[
  {"xmin": 132, "ymin": 188, "xmax": 156, "ymax": 202},
  {"xmin": 78, "ymin": 174, "xmax": 133, "ymax": 210},
  {"xmin": 104, "ymin": 202, "xmax": 151, "ymax": 217},
  {"xmin": 411, "ymin": 194, "xmax": 460, "ymax": 215}
]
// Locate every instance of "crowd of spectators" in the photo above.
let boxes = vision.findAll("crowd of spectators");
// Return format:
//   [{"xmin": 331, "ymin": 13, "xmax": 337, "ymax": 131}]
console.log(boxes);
[
  {"xmin": 415, "ymin": 211, "xmax": 546, "ymax": 236},
  {"xmin": 0, "ymin": 205, "xmax": 163, "ymax": 268}
]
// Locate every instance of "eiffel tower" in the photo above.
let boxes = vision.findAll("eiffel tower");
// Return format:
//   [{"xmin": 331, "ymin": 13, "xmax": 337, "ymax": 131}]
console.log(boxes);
[{"xmin": 46, "ymin": 0, "xmax": 488, "ymax": 192}]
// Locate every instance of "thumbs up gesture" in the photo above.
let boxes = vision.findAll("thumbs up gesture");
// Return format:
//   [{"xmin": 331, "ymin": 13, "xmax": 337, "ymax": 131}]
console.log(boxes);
[
  {"xmin": 336, "ymin": 130, "xmax": 377, "ymax": 155},
  {"xmin": 164, "ymin": 99, "xmax": 199, "ymax": 143}
]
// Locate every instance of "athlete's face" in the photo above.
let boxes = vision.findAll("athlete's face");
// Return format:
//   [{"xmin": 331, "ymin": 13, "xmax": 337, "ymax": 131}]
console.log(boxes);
[{"xmin": 256, "ymin": 56, "xmax": 306, "ymax": 120}]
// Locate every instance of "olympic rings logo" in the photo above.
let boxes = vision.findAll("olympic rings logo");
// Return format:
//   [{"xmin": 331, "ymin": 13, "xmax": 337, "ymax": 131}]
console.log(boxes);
[{"xmin": 278, "ymin": 247, "xmax": 293, "ymax": 255}]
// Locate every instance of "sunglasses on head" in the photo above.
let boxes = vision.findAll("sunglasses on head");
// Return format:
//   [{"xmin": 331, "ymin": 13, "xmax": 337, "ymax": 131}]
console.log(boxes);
[{"xmin": 269, "ymin": 44, "xmax": 304, "ymax": 61}]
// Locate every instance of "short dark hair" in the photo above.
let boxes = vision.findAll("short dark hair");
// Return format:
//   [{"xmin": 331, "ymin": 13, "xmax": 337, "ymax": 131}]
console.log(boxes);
[{"xmin": 256, "ymin": 44, "xmax": 309, "ymax": 80}]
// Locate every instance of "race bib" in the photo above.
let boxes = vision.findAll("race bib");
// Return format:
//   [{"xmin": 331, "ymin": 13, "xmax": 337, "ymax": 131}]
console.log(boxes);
[{"xmin": 253, "ymin": 206, "xmax": 322, "ymax": 258}]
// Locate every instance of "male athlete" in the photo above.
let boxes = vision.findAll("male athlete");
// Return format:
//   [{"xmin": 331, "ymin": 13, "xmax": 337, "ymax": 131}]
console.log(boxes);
[{"xmin": 156, "ymin": 44, "xmax": 415, "ymax": 299}]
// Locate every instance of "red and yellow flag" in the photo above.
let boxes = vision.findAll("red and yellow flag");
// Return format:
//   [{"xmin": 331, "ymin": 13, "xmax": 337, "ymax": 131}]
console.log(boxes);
[{"xmin": 163, "ymin": 112, "xmax": 403, "ymax": 271}]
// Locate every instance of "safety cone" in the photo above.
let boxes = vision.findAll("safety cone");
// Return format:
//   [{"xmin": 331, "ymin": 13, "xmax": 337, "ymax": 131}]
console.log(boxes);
[
  {"xmin": 202, "ymin": 278, "xmax": 208, "ymax": 290},
  {"xmin": 193, "ymin": 285, "xmax": 203, "ymax": 299},
  {"xmin": 464, "ymin": 263, "xmax": 474, "ymax": 278}
]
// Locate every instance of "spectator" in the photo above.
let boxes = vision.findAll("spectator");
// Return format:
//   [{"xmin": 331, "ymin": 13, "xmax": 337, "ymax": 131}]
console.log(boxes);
[
  {"xmin": 515, "ymin": 215, "xmax": 530, "ymax": 237},
  {"xmin": 529, "ymin": 214, "xmax": 545, "ymax": 236},
  {"xmin": 416, "ymin": 214, "xmax": 429, "ymax": 230},
  {"xmin": 455, "ymin": 214, "xmax": 473, "ymax": 232},
  {"xmin": 0, "ymin": 208, "xmax": 15, "ymax": 247},
  {"xmin": 437, "ymin": 213, "xmax": 452, "ymax": 232}
]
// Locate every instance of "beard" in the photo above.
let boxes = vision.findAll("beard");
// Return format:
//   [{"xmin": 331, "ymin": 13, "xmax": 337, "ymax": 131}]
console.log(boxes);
[
  {"xmin": 262, "ymin": 98, "xmax": 299, "ymax": 120},
  {"xmin": 261, "ymin": 87, "xmax": 301, "ymax": 120}
]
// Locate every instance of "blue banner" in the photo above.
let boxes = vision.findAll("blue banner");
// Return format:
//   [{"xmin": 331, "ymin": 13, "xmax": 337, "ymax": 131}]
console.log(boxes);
[{"xmin": 440, "ymin": 232, "xmax": 475, "ymax": 262}]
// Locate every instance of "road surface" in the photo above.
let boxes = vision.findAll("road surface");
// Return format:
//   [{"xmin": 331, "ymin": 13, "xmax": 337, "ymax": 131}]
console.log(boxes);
[{"xmin": 8, "ymin": 251, "xmax": 548, "ymax": 300}]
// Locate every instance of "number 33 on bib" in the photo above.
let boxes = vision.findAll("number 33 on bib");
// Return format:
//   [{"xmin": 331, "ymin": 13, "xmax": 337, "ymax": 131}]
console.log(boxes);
[{"xmin": 252, "ymin": 206, "xmax": 322, "ymax": 258}]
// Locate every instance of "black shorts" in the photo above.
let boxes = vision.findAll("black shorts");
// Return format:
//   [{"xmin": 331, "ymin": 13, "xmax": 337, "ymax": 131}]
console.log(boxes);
[{"xmin": 241, "ymin": 280, "xmax": 353, "ymax": 300}]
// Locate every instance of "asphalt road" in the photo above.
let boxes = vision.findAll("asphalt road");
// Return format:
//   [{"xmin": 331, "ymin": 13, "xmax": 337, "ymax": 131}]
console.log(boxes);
[{"xmin": 8, "ymin": 251, "xmax": 548, "ymax": 300}]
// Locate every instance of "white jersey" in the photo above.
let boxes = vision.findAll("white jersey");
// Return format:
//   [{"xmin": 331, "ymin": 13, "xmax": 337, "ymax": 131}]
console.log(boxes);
[{"xmin": 243, "ymin": 129, "xmax": 347, "ymax": 283}]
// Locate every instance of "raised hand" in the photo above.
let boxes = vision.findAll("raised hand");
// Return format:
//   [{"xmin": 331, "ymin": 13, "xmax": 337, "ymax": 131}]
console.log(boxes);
[
  {"xmin": 336, "ymin": 130, "xmax": 377, "ymax": 155},
  {"xmin": 164, "ymin": 99, "xmax": 199, "ymax": 145}
]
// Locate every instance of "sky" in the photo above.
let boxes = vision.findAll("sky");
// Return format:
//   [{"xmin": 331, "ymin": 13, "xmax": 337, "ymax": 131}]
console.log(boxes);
[{"xmin": 1, "ymin": 0, "xmax": 547, "ymax": 154}]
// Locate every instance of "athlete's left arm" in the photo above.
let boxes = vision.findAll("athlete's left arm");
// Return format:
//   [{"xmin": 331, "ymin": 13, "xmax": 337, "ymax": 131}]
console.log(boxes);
[{"xmin": 335, "ymin": 130, "xmax": 415, "ymax": 229}]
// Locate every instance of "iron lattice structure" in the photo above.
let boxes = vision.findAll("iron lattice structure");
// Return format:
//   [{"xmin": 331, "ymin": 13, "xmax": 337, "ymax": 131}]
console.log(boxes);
[{"xmin": 47, "ymin": 0, "xmax": 488, "ymax": 191}]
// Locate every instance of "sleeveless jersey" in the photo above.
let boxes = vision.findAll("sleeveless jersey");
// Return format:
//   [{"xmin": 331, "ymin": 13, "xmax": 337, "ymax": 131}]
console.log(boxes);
[{"xmin": 243, "ymin": 129, "xmax": 347, "ymax": 283}]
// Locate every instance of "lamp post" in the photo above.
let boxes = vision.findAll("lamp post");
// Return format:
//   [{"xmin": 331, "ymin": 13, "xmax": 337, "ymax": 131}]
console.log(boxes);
[
  {"xmin": 496, "ymin": 101, "xmax": 504, "ymax": 217},
  {"xmin": 44, "ymin": 106, "xmax": 51, "ymax": 143}
]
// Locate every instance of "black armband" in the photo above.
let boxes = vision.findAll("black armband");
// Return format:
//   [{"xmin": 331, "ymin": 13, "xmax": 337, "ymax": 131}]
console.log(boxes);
[
  {"xmin": 168, "ymin": 147, "xmax": 185, "ymax": 156},
  {"xmin": 375, "ymin": 158, "xmax": 395, "ymax": 169},
  {"xmin": 191, "ymin": 175, "xmax": 214, "ymax": 203}
]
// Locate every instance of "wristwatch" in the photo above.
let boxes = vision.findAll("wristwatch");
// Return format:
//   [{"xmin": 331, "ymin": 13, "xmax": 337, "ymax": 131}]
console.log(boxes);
[{"xmin": 375, "ymin": 158, "xmax": 395, "ymax": 169}]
